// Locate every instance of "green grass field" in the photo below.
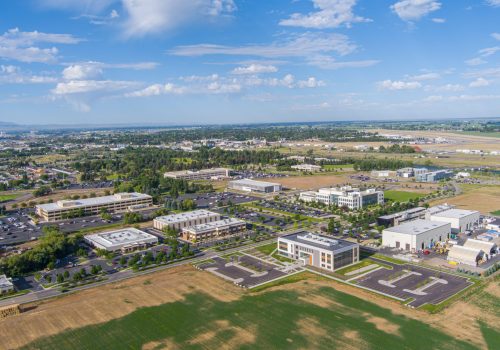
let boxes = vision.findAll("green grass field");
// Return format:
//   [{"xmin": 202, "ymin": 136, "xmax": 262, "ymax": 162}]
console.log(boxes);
[
  {"xmin": 0, "ymin": 194, "xmax": 19, "ymax": 202},
  {"xmin": 384, "ymin": 190, "xmax": 422, "ymax": 202},
  {"xmin": 24, "ymin": 276, "xmax": 481, "ymax": 350},
  {"xmin": 255, "ymin": 242, "xmax": 277, "ymax": 255},
  {"xmin": 491, "ymin": 210, "xmax": 500, "ymax": 216}
]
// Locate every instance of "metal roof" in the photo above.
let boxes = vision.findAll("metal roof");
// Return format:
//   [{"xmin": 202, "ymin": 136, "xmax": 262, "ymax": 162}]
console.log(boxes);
[{"xmin": 383, "ymin": 219, "xmax": 450, "ymax": 235}]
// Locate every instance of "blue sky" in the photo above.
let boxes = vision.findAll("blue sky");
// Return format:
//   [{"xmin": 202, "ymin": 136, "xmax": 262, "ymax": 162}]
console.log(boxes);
[{"xmin": 0, "ymin": 0, "xmax": 499, "ymax": 125}]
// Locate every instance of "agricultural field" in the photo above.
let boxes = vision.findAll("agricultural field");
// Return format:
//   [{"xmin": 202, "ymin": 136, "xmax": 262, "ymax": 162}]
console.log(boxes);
[
  {"xmin": 384, "ymin": 190, "xmax": 422, "ymax": 202},
  {"xmin": 2, "ymin": 266, "xmax": 498, "ymax": 350},
  {"xmin": 430, "ymin": 184, "xmax": 500, "ymax": 214}
]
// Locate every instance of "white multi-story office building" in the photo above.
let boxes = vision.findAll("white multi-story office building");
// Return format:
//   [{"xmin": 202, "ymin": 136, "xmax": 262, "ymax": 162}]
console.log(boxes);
[
  {"xmin": 163, "ymin": 168, "xmax": 231, "ymax": 180},
  {"xmin": 35, "ymin": 192, "xmax": 152, "ymax": 222},
  {"xmin": 299, "ymin": 186, "xmax": 384, "ymax": 209},
  {"xmin": 228, "ymin": 178, "xmax": 282, "ymax": 193},
  {"xmin": 382, "ymin": 219, "xmax": 451, "ymax": 251},
  {"xmin": 153, "ymin": 210, "xmax": 221, "ymax": 231},
  {"xmin": 277, "ymin": 232, "xmax": 359, "ymax": 272}
]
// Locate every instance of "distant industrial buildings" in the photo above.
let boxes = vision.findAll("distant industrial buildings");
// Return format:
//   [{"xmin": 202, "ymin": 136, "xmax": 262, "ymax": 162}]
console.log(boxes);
[
  {"xmin": 163, "ymin": 168, "xmax": 231, "ymax": 180},
  {"xmin": 84, "ymin": 228, "xmax": 158, "ymax": 253},
  {"xmin": 35, "ymin": 192, "xmax": 153, "ymax": 222},
  {"xmin": 228, "ymin": 178, "xmax": 282, "ymax": 193},
  {"xmin": 370, "ymin": 170, "xmax": 395, "ymax": 178},
  {"xmin": 299, "ymin": 186, "xmax": 384, "ymax": 210},
  {"xmin": 382, "ymin": 219, "xmax": 451, "ymax": 252},
  {"xmin": 278, "ymin": 232, "xmax": 359, "ymax": 271},
  {"xmin": 377, "ymin": 207, "xmax": 426, "ymax": 227},
  {"xmin": 181, "ymin": 218, "xmax": 246, "ymax": 243},
  {"xmin": 153, "ymin": 209, "xmax": 221, "ymax": 231},
  {"xmin": 415, "ymin": 169, "xmax": 453, "ymax": 182},
  {"xmin": 396, "ymin": 167, "xmax": 428, "ymax": 178}
]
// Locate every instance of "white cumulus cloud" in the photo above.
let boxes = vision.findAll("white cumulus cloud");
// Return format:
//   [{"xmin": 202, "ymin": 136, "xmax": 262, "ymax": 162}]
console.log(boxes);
[
  {"xmin": 0, "ymin": 28, "xmax": 82, "ymax": 63},
  {"xmin": 231, "ymin": 64, "xmax": 278, "ymax": 75},
  {"xmin": 378, "ymin": 79, "xmax": 422, "ymax": 90},
  {"xmin": 469, "ymin": 78, "xmax": 490, "ymax": 88},
  {"xmin": 279, "ymin": 0, "xmax": 370, "ymax": 29},
  {"xmin": 122, "ymin": 0, "xmax": 236, "ymax": 37},
  {"xmin": 391, "ymin": 0, "xmax": 441, "ymax": 21}
]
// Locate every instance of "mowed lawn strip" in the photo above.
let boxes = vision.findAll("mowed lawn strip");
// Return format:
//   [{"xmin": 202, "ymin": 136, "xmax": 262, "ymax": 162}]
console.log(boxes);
[
  {"xmin": 384, "ymin": 190, "xmax": 422, "ymax": 202},
  {"xmin": 24, "ymin": 277, "xmax": 479, "ymax": 350},
  {"xmin": 0, "ymin": 194, "xmax": 20, "ymax": 202}
]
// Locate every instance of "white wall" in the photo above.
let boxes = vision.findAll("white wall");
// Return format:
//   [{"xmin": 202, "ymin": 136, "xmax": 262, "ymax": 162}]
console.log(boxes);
[
  {"xmin": 382, "ymin": 223, "xmax": 450, "ymax": 251},
  {"xmin": 430, "ymin": 212, "xmax": 479, "ymax": 233}
]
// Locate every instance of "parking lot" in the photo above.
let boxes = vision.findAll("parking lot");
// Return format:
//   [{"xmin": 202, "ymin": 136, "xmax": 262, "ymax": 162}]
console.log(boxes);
[
  {"xmin": 355, "ymin": 258, "xmax": 473, "ymax": 307},
  {"xmin": 197, "ymin": 255, "xmax": 288, "ymax": 288},
  {"xmin": 172, "ymin": 192, "xmax": 259, "ymax": 209},
  {"xmin": 214, "ymin": 207, "xmax": 290, "ymax": 229},
  {"xmin": 257, "ymin": 200, "xmax": 330, "ymax": 218},
  {"xmin": 0, "ymin": 208, "xmax": 159, "ymax": 246}
]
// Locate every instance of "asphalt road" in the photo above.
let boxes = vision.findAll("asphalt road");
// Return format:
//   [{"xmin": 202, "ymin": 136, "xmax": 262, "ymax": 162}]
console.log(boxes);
[{"xmin": 0, "ymin": 231, "xmax": 299, "ymax": 308}]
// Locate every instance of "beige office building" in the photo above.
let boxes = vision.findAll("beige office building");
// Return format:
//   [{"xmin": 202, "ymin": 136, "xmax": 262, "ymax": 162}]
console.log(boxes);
[{"xmin": 35, "ymin": 192, "xmax": 152, "ymax": 222}]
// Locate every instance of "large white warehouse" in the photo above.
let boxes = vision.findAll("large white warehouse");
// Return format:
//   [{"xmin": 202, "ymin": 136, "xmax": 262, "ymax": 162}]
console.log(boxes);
[
  {"xmin": 428, "ymin": 208, "xmax": 480, "ymax": 234},
  {"xmin": 382, "ymin": 219, "xmax": 451, "ymax": 252}
]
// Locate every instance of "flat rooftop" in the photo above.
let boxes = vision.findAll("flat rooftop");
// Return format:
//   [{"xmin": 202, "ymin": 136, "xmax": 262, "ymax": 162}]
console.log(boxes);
[
  {"xmin": 164, "ymin": 168, "xmax": 229, "ymax": 176},
  {"xmin": 379, "ymin": 207, "xmax": 425, "ymax": 220},
  {"xmin": 85, "ymin": 228, "xmax": 157, "ymax": 248},
  {"xmin": 427, "ymin": 204, "xmax": 455, "ymax": 215},
  {"xmin": 431, "ymin": 208, "xmax": 479, "ymax": 219},
  {"xmin": 185, "ymin": 218, "xmax": 245, "ymax": 233},
  {"xmin": 384, "ymin": 219, "xmax": 450, "ymax": 235},
  {"xmin": 281, "ymin": 232, "xmax": 357, "ymax": 252},
  {"xmin": 230, "ymin": 178, "xmax": 281, "ymax": 187},
  {"xmin": 36, "ymin": 192, "xmax": 151, "ymax": 212},
  {"xmin": 155, "ymin": 209, "xmax": 219, "ymax": 224}
]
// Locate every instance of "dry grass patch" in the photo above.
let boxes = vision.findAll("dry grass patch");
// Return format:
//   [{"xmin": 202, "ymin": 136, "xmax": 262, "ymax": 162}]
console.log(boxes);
[
  {"xmin": 279, "ymin": 174, "xmax": 353, "ymax": 190},
  {"xmin": 430, "ymin": 185, "xmax": 500, "ymax": 214}
]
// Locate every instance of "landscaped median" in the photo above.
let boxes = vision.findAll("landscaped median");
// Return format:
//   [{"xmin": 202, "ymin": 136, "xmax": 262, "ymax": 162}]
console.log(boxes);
[{"xmin": 335, "ymin": 259, "xmax": 392, "ymax": 277}]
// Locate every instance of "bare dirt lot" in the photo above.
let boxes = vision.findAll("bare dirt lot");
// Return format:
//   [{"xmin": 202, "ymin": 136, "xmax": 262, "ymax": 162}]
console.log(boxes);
[{"xmin": 279, "ymin": 174, "xmax": 353, "ymax": 190}]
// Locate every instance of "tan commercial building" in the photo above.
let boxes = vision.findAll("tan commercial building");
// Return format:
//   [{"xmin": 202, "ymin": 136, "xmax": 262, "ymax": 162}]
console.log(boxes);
[
  {"xmin": 153, "ymin": 210, "xmax": 221, "ymax": 232},
  {"xmin": 164, "ymin": 168, "xmax": 231, "ymax": 180},
  {"xmin": 181, "ymin": 218, "xmax": 246, "ymax": 243},
  {"xmin": 35, "ymin": 192, "xmax": 152, "ymax": 222}
]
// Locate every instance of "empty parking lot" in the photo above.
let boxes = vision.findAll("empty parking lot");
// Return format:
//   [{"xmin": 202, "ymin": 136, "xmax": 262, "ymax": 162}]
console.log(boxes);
[
  {"xmin": 197, "ymin": 255, "xmax": 289, "ymax": 288},
  {"xmin": 354, "ymin": 258, "xmax": 474, "ymax": 307}
]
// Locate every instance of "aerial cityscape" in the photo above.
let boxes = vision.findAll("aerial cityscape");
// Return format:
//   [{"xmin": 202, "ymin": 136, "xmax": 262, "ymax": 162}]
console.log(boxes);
[{"xmin": 0, "ymin": 1, "xmax": 499, "ymax": 349}]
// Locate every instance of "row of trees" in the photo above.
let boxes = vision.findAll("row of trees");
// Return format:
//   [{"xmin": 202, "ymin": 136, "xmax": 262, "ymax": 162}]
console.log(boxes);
[{"xmin": 0, "ymin": 227, "xmax": 83, "ymax": 276}]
